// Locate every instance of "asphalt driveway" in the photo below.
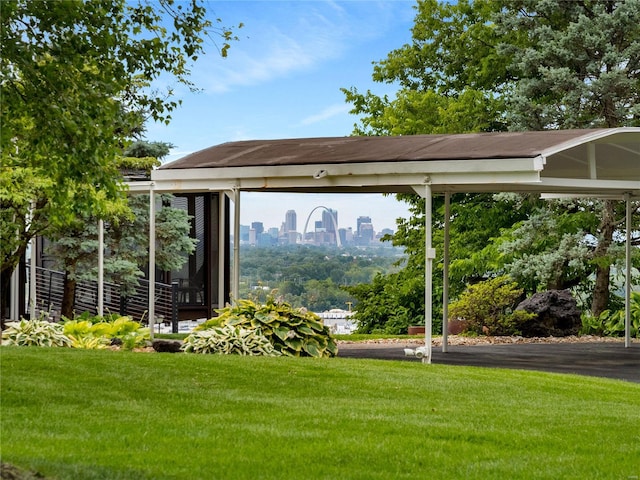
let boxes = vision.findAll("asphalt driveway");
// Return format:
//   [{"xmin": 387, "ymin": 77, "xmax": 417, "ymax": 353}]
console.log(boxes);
[{"xmin": 338, "ymin": 341, "xmax": 640, "ymax": 383}]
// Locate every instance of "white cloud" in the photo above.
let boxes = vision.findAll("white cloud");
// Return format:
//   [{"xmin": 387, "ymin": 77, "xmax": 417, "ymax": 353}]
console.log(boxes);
[
  {"xmin": 194, "ymin": 3, "xmax": 360, "ymax": 95},
  {"xmin": 300, "ymin": 104, "xmax": 351, "ymax": 126},
  {"xmin": 203, "ymin": 33, "xmax": 322, "ymax": 93}
]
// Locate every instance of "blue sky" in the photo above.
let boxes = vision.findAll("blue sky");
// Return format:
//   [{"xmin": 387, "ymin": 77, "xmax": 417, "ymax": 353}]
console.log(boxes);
[{"xmin": 146, "ymin": 0, "xmax": 418, "ymax": 232}]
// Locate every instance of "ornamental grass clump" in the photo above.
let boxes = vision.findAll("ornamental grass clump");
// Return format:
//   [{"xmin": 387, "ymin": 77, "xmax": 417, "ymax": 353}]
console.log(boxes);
[
  {"xmin": 196, "ymin": 297, "xmax": 338, "ymax": 357},
  {"xmin": 182, "ymin": 325, "xmax": 280, "ymax": 356}
]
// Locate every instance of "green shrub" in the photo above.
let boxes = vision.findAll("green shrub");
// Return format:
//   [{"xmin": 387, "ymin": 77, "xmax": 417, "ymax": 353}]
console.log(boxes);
[
  {"xmin": 448, "ymin": 275, "xmax": 535, "ymax": 336},
  {"xmin": 580, "ymin": 292, "xmax": 640, "ymax": 338},
  {"xmin": 1, "ymin": 318, "xmax": 72, "ymax": 347},
  {"xmin": 182, "ymin": 325, "xmax": 280, "ymax": 356},
  {"xmin": 345, "ymin": 272, "xmax": 433, "ymax": 335},
  {"xmin": 197, "ymin": 297, "xmax": 338, "ymax": 357}
]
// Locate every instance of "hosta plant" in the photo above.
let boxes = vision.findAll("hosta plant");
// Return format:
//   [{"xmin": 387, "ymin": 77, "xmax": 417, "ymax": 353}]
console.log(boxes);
[
  {"xmin": 1, "ymin": 318, "xmax": 72, "ymax": 348},
  {"xmin": 67, "ymin": 334, "xmax": 111, "ymax": 350},
  {"xmin": 580, "ymin": 292, "xmax": 640, "ymax": 338},
  {"xmin": 62, "ymin": 315, "xmax": 150, "ymax": 350},
  {"xmin": 182, "ymin": 325, "xmax": 280, "ymax": 356},
  {"xmin": 196, "ymin": 297, "xmax": 338, "ymax": 357}
]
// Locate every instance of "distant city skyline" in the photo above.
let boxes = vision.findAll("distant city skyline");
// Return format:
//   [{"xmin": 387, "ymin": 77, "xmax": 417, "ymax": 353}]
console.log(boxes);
[
  {"xmin": 238, "ymin": 192, "xmax": 411, "ymax": 233},
  {"xmin": 240, "ymin": 204, "xmax": 394, "ymax": 247}
]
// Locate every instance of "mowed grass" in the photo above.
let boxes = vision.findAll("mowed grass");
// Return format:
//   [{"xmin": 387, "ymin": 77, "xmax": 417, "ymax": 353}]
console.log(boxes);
[{"xmin": 1, "ymin": 347, "xmax": 639, "ymax": 479}]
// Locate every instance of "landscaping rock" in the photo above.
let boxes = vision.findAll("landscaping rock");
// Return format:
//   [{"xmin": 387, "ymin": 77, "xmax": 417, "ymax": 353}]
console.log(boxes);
[
  {"xmin": 152, "ymin": 339, "xmax": 183, "ymax": 353},
  {"xmin": 515, "ymin": 289, "xmax": 582, "ymax": 337}
]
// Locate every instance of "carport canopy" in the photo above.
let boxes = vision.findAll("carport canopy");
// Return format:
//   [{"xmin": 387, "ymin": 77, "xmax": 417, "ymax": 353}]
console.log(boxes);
[{"xmin": 130, "ymin": 127, "xmax": 640, "ymax": 362}]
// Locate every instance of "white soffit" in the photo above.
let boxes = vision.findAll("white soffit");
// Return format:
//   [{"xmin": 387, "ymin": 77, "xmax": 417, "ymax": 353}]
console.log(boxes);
[
  {"xmin": 149, "ymin": 157, "xmax": 544, "ymax": 194},
  {"xmin": 540, "ymin": 127, "xmax": 640, "ymax": 181}
]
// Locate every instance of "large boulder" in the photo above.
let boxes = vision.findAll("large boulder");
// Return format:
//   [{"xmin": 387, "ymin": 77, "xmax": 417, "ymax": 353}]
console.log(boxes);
[
  {"xmin": 152, "ymin": 339, "xmax": 183, "ymax": 353},
  {"xmin": 515, "ymin": 290, "xmax": 581, "ymax": 337}
]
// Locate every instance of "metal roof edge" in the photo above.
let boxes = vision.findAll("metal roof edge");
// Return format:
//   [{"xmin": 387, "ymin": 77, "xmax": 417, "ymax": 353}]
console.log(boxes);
[{"xmin": 539, "ymin": 127, "xmax": 640, "ymax": 158}]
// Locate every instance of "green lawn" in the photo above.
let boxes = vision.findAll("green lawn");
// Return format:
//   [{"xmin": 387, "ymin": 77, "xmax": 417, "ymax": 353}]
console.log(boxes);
[{"xmin": 1, "ymin": 347, "xmax": 638, "ymax": 479}]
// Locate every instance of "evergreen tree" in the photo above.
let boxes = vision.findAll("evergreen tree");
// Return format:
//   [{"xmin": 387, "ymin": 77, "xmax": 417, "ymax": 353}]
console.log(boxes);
[
  {"xmin": 46, "ymin": 142, "xmax": 197, "ymax": 318},
  {"xmin": 343, "ymin": 0, "xmax": 640, "ymax": 332}
]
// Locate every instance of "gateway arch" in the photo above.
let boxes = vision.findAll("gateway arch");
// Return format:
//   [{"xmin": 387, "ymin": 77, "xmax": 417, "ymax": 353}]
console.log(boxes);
[{"xmin": 302, "ymin": 206, "xmax": 342, "ymax": 247}]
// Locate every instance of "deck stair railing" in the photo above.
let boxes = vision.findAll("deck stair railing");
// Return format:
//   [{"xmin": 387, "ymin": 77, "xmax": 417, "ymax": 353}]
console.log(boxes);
[{"xmin": 26, "ymin": 266, "xmax": 178, "ymax": 332}]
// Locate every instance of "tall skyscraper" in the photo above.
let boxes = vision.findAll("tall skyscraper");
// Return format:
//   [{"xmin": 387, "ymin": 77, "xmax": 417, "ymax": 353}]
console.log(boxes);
[
  {"xmin": 359, "ymin": 223, "xmax": 374, "ymax": 244},
  {"xmin": 251, "ymin": 221, "xmax": 264, "ymax": 236},
  {"xmin": 284, "ymin": 210, "xmax": 297, "ymax": 232},
  {"xmin": 322, "ymin": 208, "xmax": 338, "ymax": 233},
  {"xmin": 357, "ymin": 216, "xmax": 371, "ymax": 236}
]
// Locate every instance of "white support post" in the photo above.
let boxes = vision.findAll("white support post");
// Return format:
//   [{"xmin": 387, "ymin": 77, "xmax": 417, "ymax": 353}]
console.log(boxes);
[
  {"xmin": 424, "ymin": 183, "xmax": 434, "ymax": 364},
  {"xmin": 624, "ymin": 193, "xmax": 632, "ymax": 348},
  {"xmin": 218, "ymin": 192, "xmax": 227, "ymax": 309},
  {"xmin": 148, "ymin": 186, "xmax": 156, "ymax": 338},
  {"xmin": 29, "ymin": 202, "xmax": 36, "ymax": 320},
  {"xmin": 442, "ymin": 192, "xmax": 450, "ymax": 353},
  {"xmin": 233, "ymin": 188, "xmax": 240, "ymax": 302},
  {"xmin": 98, "ymin": 219, "xmax": 104, "ymax": 317}
]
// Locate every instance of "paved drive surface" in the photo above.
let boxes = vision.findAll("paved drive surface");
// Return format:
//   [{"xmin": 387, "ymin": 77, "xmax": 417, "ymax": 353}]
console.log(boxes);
[{"xmin": 338, "ymin": 341, "xmax": 640, "ymax": 383}]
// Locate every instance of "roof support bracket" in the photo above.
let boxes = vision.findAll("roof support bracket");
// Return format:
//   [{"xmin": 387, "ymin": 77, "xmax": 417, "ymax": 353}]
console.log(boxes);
[{"xmin": 588, "ymin": 143, "xmax": 597, "ymax": 179}]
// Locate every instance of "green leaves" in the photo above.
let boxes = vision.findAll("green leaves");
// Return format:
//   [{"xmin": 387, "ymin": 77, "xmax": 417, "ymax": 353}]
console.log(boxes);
[
  {"xmin": 1, "ymin": 0, "xmax": 240, "ymax": 284},
  {"xmin": 182, "ymin": 326, "xmax": 280, "ymax": 356},
  {"xmin": 580, "ymin": 292, "xmax": 640, "ymax": 338},
  {"xmin": 62, "ymin": 314, "xmax": 150, "ymax": 350},
  {"xmin": 2, "ymin": 318, "xmax": 72, "ymax": 348},
  {"xmin": 448, "ymin": 276, "xmax": 535, "ymax": 336},
  {"xmin": 196, "ymin": 297, "xmax": 338, "ymax": 358},
  {"xmin": 342, "ymin": 1, "xmax": 640, "ymax": 332}
]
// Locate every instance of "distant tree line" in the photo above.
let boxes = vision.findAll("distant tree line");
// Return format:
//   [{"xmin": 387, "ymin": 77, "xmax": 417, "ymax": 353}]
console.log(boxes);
[
  {"xmin": 341, "ymin": 0, "xmax": 640, "ymax": 334},
  {"xmin": 238, "ymin": 245, "xmax": 405, "ymax": 312}
]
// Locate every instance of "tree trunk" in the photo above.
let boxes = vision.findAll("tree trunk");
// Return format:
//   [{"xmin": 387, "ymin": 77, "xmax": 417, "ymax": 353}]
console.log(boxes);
[
  {"xmin": 61, "ymin": 273, "xmax": 76, "ymax": 319},
  {"xmin": 591, "ymin": 200, "xmax": 615, "ymax": 317}
]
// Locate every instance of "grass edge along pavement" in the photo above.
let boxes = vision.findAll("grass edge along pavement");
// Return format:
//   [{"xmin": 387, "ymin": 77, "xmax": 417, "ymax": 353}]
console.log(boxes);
[{"xmin": 1, "ymin": 347, "xmax": 639, "ymax": 480}]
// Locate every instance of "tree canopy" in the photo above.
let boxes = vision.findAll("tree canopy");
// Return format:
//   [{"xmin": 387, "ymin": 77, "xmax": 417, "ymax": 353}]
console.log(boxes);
[
  {"xmin": 343, "ymin": 0, "xmax": 640, "ymax": 333},
  {"xmin": 0, "ymin": 0, "xmax": 240, "ymax": 310}
]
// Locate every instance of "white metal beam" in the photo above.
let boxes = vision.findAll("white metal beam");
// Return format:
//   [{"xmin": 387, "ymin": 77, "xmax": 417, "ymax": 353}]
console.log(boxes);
[
  {"xmin": 148, "ymin": 185, "xmax": 156, "ymax": 338},
  {"xmin": 152, "ymin": 157, "xmax": 545, "ymax": 183},
  {"xmin": 232, "ymin": 188, "xmax": 240, "ymax": 302},
  {"xmin": 98, "ymin": 219, "xmax": 104, "ymax": 317},
  {"xmin": 29, "ymin": 202, "xmax": 36, "ymax": 320},
  {"xmin": 534, "ymin": 177, "xmax": 640, "ymax": 195},
  {"xmin": 442, "ymin": 192, "xmax": 451, "ymax": 353},
  {"xmin": 625, "ymin": 194, "xmax": 632, "ymax": 348},
  {"xmin": 145, "ymin": 171, "xmax": 544, "ymax": 195},
  {"xmin": 218, "ymin": 192, "xmax": 227, "ymax": 310},
  {"xmin": 423, "ymin": 183, "xmax": 434, "ymax": 364}
]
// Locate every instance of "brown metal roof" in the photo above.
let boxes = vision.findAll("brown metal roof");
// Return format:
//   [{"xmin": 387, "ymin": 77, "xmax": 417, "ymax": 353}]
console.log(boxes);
[{"xmin": 160, "ymin": 130, "xmax": 604, "ymax": 170}]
